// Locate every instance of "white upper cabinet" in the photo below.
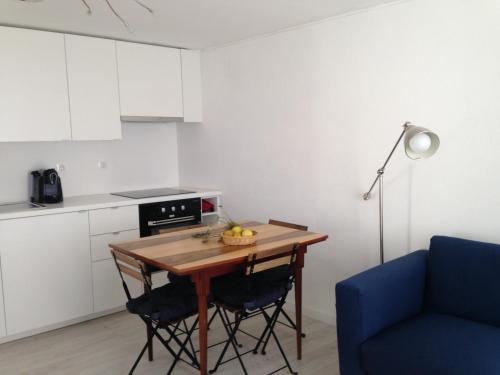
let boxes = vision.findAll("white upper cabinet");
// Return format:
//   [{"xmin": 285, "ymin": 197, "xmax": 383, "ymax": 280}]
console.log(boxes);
[
  {"xmin": 0, "ymin": 26, "xmax": 71, "ymax": 142},
  {"xmin": 116, "ymin": 41, "xmax": 183, "ymax": 120},
  {"xmin": 65, "ymin": 35, "xmax": 122, "ymax": 140},
  {"xmin": 181, "ymin": 50, "xmax": 203, "ymax": 123}
]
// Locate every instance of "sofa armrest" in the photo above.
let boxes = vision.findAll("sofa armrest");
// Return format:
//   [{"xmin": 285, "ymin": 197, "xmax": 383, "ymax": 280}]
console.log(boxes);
[{"xmin": 335, "ymin": 250, "xmax": 428, "ymax": 375}]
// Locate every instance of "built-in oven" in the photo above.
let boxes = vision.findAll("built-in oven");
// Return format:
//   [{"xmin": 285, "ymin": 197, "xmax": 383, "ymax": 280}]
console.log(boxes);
[{"xmin": 139, "ymin": 197, "xmax": 201, "ymax": 237}]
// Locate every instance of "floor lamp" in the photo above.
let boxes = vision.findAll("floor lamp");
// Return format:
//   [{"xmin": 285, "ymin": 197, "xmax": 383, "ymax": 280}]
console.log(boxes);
[{"xmin": 363, "ymin": 122, "xmax": 440, "ymax": 264}]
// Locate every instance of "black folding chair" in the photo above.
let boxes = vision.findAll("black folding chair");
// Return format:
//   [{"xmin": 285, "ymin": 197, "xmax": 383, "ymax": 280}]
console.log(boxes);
[
  {"xmin": 256, "ymin": 219, "xmax": 309, "ymax": 354},
  {"xmin": 209, "ymin": 243, "xmax": 300, "ymax": 375},
  {"xmin": 111, "ymin": 249, "xmax": 201, "ymax": 375}
]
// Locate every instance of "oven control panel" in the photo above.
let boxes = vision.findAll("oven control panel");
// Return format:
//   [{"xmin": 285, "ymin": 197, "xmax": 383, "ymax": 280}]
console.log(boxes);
[{"xmin": 139, "ymin": 198, "xmax": 202, "ymax": 237}]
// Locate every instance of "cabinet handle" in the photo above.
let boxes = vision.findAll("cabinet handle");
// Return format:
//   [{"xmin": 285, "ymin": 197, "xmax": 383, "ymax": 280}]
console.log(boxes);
[
  {"xmin": 112, "ymin": 232, "xmax": 120, "ymax": 235},
  {"xmin": 78, "ymin": 210, "xmax": 87, "ymax": 214},
  {"xmin": 110, "ymin": 207, "xmax": 119, "ymax": 210}
]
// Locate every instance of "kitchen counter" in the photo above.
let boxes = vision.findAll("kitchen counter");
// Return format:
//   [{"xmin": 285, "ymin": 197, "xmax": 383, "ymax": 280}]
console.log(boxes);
[{"xmin": 0, "ymin": 187, "xmax": 221, "ymax": 220}]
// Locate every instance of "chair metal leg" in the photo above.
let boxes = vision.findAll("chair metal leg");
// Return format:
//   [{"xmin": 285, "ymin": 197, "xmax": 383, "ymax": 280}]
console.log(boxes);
[
  {"xmin": 166, "ymin": 320, "xmax": 182, "ymax": 345},
  {"xmin": 209, "ymin": 308, "xmax": 248, "ymax": 375},
  {"xmin": 128, "ymin": 341, "xmax": 149, "ymax": 375},
  {"xmin": 183, "ymin": 319, "xmax": 198, "ymax": 366},
  {"xmin": 260, "ymin": 304, "xmax": 285, "ymax": 355},
  {"xmin": 208, "ymin": 305, "xmax": 219, "ymax": 330},
  {"xmin": 167, "ymin": 317, "xmax": 200, "ymax": 375},
  {"xmin": 253, "ymin": 302, "xmax": 281, "ymax": 355},
  {"xmin": 222, "ymin": 306, "xmax": 243, "ymax": 348},
  {"xmin": 129, "ymin": 323, "xmax": 161, "ymax": 374},
  {"xmin": 147, "ymin": 321, "xmax": 154, "ymax": 361},
  {"xmin": 280, "ymin": 308, "xmax": 306, "ymax": 338},
  {"xmin": 261, "ymin": 305, "xmax": 298, "ymax": 375},
  {"xmin": 162, "ymin": 323, "xmax": 199, "ymax": 365}
]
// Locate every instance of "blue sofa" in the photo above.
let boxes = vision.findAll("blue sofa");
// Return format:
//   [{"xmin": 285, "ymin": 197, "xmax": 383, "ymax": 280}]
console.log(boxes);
[{"xmin": 335, "ymin": 236, "xmax": 500, "ymax": 375}]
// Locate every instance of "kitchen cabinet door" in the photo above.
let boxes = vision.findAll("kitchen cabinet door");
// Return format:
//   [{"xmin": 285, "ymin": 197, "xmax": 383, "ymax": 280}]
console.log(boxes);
[
  {"xmin": 90, "ymin": 229, "xmax": 140, "ymax": 262},
  {"xmin": 0, "ymin": 266, "xmax": 6, "ymax": 338},
  {"xmin": 181, "ymin": 50, "xmax": 203, "ymax": 123},
  {"xmin": 93, "ymin": 259, "xmax": 168, "ymax": 313},
  {"xmin": 0, "ymin": 26, "xmax": 71, "ymax": 142},
  {"xmin": 65, "ymin": 35, "xmax": 122, "ymax": 140},
  {"xmin": 116, "ymin": 42, "xmax": 183, "ymax": 120},
  {"xmin": 92, "ymin": 259, "xmax": 142, "ymax": 313},
  {"xmin": 0, "ymin": 211, "xmax": 92, "ymax": 335}
]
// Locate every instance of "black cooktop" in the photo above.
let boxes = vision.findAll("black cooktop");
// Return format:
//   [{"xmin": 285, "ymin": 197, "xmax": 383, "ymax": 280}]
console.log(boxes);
[{"xmin": 111, "ymin": 188, "xmax": 195, "ymax": 199}]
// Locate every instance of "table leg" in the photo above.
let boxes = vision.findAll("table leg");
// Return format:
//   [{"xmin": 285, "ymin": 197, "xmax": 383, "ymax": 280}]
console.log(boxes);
[
  {"xmin": 295, "ymin": 247, "xmax": 305, "ymax": 360},
  {"xmin": 145, "ymin": 268, "xmax": 153, "ymax": 361},
  {"xmin": 193, "ymin": 272, "xmax": 210, "ymax": 375}
]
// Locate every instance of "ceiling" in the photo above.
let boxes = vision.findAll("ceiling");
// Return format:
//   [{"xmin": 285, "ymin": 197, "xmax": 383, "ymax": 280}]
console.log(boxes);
[{"xmin": 0, "ymin": 0, "xmax": 401, "ymax": 49}]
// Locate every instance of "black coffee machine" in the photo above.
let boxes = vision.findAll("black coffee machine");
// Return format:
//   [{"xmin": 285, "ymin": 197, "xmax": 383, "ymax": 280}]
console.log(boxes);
[{"xmin": 31, "ymin": 169, "xmax": 63, "ymax": 204}]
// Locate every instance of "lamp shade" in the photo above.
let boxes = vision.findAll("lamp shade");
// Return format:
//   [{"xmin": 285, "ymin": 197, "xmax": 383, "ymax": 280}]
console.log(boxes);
[{"xmin": 404, "ymin": 125, "xmax": 440, "ymax": 160}]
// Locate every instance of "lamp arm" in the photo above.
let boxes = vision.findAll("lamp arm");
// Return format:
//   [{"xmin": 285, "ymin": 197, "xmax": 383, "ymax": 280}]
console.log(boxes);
[{"xmin": 362, "ymin": 122, "xmax": 411, "ymax": 200}]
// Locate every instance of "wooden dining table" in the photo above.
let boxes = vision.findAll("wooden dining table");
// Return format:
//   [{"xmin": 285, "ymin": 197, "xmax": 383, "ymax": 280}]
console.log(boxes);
[{"xmin": 109, "ymin": 220, "xmax": 328, "ymax": 375}]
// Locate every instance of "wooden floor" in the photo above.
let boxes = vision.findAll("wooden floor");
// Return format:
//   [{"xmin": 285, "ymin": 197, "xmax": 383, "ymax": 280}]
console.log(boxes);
[{"xmin": 0, "ymin": 310, "xmax": 339, "ymax": 375}]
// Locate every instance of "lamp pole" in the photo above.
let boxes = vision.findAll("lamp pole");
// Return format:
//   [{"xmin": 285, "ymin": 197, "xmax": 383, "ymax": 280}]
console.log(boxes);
[
  {"xmin": 363, "ymin": 122, "xmax": 412, "ymax": 264},
  {"xmin": 363, "ymin": 122, "xmax": 439, "ymax": 264}
]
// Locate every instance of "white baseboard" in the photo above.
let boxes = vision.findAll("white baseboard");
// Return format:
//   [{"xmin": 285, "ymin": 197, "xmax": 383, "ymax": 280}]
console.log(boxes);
[
  {"xmin": 0, "ymin": 302, "xmax": 336, "ymax": 346},
  {"xmin": 283, "ymin": 302, "xmax": 336, "ymax": 326},
  {"xmin": 0, "ymin": 307, "xmax": 125, "ymax": 345}
]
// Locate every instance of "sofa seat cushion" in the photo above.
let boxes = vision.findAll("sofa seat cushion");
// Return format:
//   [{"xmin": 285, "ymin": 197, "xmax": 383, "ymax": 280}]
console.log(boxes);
[{"xmin": 361, "ymin": 313, "xmax": 500, "ymax": 375}]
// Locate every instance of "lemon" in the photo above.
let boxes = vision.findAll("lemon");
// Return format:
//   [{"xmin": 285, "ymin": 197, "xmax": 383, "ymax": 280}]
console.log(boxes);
[
  {"xmin": 232, "ymin": 226, "xmax": 242, "ymax": 233},
  {"xmin": 233, "ymin": 232, "xmax": 242, "ymax": 238},
  {"xmin": 242, "ymin": 229, "xmax": 253, "ymax": 237},
  {"xmin": 223, "ymin": 230, "xmax": 234, "ymax": 237}
]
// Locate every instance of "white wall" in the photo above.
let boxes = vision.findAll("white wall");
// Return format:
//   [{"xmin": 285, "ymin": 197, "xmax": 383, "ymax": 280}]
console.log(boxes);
[
  {"xmin": 0, "ymin": 123, "xmax": 179, "ymax": 203},
  {"xmin": 178, "ymin": 0, "xmax": 500, "ymax": 323}
]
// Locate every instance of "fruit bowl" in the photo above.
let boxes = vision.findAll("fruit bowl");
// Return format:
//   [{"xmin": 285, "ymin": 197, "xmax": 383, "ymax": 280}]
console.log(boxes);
[{"xmin": 222, "ymin": 230, "xmax": 257, "ymax": 246}]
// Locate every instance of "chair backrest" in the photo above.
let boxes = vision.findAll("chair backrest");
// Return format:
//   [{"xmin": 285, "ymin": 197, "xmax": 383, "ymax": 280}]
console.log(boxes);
[
  {"xmin": 246, "ymin": 243, "xmax": 299, "ymax": 277},
  {"xmin": 110, "ymin": 249, "xmax": 151, "ymax": 300},
  {"xmin": 268, "ymin": 219, "xmax": 308, "ymax": 231}
]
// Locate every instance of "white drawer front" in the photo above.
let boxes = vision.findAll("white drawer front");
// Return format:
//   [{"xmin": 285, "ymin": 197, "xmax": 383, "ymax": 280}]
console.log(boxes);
[
  {"xmin": 91, "ymin": 229, "xmax": 140, "ymax": 261},
  {"xmin": 89, "ymin": 205, "xmax": 139, "ymax": 235}
]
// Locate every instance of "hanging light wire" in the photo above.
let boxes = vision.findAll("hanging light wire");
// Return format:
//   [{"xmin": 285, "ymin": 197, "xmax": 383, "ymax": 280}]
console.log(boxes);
[
  {"xmin": 19, "ymin": 0, "xmax": 153, "ymax": 32},
  {"xmin": 78, "ymin": 0, "xmax": 153, "ymax": 31},
  {"xmin": 103, "ymin": 0, "xmax": 132, "ymax": 31},
  {"xmin": 133, "ymin": 0, "xmax": 154, "ymax": 14},
  {"xmin": 81, "ymin": 0, "xmax": 92, "ymax": 14}
]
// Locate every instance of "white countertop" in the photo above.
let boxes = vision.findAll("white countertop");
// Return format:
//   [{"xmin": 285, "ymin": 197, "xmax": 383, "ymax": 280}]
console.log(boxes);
[{"xmin": 0, "ymin": 187, "xmax": 221, "ymax": 221}]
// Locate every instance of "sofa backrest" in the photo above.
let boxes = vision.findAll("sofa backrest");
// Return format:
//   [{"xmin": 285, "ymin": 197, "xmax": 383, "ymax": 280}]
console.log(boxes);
[{"xmin": 427, "ymin": 235, "xmax": 500, "ymax": 327}]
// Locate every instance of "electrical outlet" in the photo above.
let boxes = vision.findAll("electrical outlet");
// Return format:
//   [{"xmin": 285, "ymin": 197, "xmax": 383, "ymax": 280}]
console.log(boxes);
[
  {"xmin": 97, "ymin": 161, "xmax": 107, "ymax": 169},
  {"xmin": 55, "ymin": 163, "xmax": 65, "ymax": 172}
]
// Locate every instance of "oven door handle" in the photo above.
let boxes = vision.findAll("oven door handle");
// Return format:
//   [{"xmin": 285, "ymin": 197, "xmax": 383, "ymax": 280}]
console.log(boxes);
[{"xmin": 147, "ymin": 216, "xmax": 196, "ymax": 227}]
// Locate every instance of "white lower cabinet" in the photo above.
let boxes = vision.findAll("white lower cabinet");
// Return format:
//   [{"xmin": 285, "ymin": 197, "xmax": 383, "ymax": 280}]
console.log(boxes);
[
  {"xmin": 93, "ymin": 260, "xmax": 169, "ymax": 313},
  {"xmin": 92, "ymin": 259, "xmax": 143, "ymax": 313},
  {"xmin": 89, "ymin": 205, "xmax": 139, "ymax": 235},
  {"xmin": 90, "ymin": 228, "xmax": 141, "ymax": 313},
  {"xmin": 88, "ymin": 213, "xmax": 168, "ymax": 313},
  {"xmin": 91, "ymin": 229, "xmax": 140, "ymax": 262},
  {"xmin": 0, "ymin": 268, "xmax": 6, "ymax": 338},
  {"xmin": 0, "ymin": 211, "xmax": 93, "ymax": 336}
]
